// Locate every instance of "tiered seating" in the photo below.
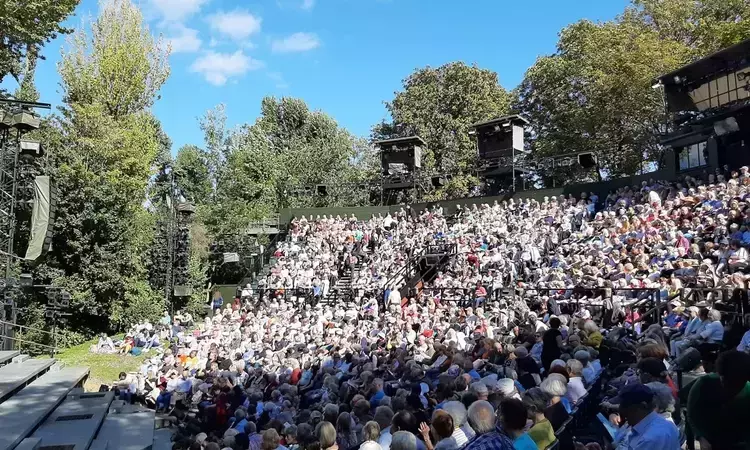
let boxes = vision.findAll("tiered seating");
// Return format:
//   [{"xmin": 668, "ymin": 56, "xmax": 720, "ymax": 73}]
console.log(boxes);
[
  {"xmin": 0, "ymin": 351, "xmax": 20, "ymax": 366},
  {"xmin": 546, "ymin": 372, "xmax": 604, "ymax": 450},
  {"xmin": 90, "ymin": 402, "xmax": 156, "ymax": 450},
  {"xmin": 0, "ymin": 356, "xmax": 56, "ymax": 403},
  {"xmin": 26, "ymin": 389, "xmax": 115, "ymax": 449},
  {"xmin": 0, "ymin": 364, "xmax": 90, "ymax": 450}
]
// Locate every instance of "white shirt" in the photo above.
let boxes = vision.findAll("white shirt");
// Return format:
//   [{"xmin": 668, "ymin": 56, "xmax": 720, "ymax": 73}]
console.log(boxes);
[{"xmin": 566, "ymin": 377, "xmax": 587, "ymax": 404}]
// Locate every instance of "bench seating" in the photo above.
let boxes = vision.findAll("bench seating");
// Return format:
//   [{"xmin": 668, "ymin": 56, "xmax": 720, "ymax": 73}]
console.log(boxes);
[
  {"xmin": 0, "ymin": 365, "xmax": 90, "ymax": 450},
  {"xmin": 29, "ymin": 390, "xmax": 115, "ymax": 449},
  {"xmin": 0, "ymin": 351, "xmax": 20, "ymax": 366},
  {"xmin": 91, "ymin": 409, "xmax": 155, "ymax": 450},
  {"xmin": 0, "ymin": 358, "xmax": 55, "ymax": 403}
]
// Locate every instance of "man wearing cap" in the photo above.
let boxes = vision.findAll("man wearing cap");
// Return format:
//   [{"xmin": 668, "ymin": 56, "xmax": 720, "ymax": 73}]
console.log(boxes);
[{"xmin": 614, "ymin": 384, "xmax": 679, "ymax": 450}]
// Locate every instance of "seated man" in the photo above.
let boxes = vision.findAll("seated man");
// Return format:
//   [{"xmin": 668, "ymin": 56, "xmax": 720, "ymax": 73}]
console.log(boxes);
[{"xmin": 672, "ymin": 308, "xmax": 707, "ymax": 359}]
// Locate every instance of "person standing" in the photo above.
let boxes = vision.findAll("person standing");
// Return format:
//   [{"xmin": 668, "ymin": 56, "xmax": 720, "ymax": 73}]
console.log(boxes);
[{"xmin": 541, "ymin": 317, "xmax": 563, "ymax": 372}]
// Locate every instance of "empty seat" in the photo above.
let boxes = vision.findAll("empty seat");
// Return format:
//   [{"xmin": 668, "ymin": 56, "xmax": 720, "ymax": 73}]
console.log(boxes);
[
  {"xmin": 91, "ymin": 409, "xmax": 155, "ymax": 450},
  {"xmin": 0, "ymin": 358, "xmax": 55, "ymax": 403},
  {"xmin": 30, "ymin": 390, "xmax": 115, "ymax": 449},
  {"xmin": 0, "ymin": 366, "xmax": 89, "ymax": 450},
  {"xmin": 0, "ymin": 351, "xmax": 20, "ymax": 366}
]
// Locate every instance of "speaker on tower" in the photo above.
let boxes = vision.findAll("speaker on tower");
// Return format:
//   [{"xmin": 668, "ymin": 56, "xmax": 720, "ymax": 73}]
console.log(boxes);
[{"xmin": 578, "ymin": 153, "xmax": 597, "ymax": 169}]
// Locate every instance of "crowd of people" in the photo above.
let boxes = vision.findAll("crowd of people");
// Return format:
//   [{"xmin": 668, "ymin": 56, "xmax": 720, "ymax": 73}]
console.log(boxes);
[{"xmin": 105, "ymin": 166, "xmax": 750, "ymax": 450}]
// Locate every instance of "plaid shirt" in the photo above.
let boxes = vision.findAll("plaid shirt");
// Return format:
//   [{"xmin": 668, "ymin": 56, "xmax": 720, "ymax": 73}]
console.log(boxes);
[
  {"xmin": 464, "ymin": 430, "xmax": 515, "ymax": 450},
  {"xmin": 247, "ymin": 433, "xmax": 263, "ymax": 450}
]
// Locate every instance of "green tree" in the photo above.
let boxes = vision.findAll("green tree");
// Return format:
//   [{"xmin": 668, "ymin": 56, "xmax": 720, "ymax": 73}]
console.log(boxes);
[
  {"xmin": 37, "ymin": 0, "xmax": 171, "ymax": 333},
  {"xmin": 374, "ymin": 62, "xmax": 512, "ymax": 173},
  {"xmin": 0, "ymin": 0, "xmax": 79, "ymax": 88},
  {"xmin": 633, "ymin": 0, "xmax": 750, "ymax": 54},
  {"xmin": 174, "ymin": 145, "xmax": 213, "ymax": 205},
  {"xmin": 516, "ymin": 1, "xmax": 750, "ymax": 185},
  {"xmin": 201, "ymin": 96, "xmax": 366, "ymax": 238},
  {"xmin": 374, "ymin": 62, "xmax": 511, "ymax": 199}
]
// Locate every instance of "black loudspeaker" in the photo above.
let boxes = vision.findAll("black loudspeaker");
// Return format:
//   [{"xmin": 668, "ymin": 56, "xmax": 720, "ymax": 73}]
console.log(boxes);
[
  {"xmin": 578, "ymin": 153, "xmax": 597, "ymax": 168},
  {"xmin": 675, "ymin": 347, "xmax": 702, "ymax": 372},
  {"xmin": 316, "ymin": 185, "xmax": 328, "ymax": 196}
]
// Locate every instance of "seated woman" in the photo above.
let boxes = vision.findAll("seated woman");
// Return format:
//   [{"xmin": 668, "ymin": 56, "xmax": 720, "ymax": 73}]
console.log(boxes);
[
  {"xmin": 93, "ymin": 333, "xmax": 115, "ymax": 354},
  {"xmin": 523, "ymin": 388, "xmax": 555, "ymax": 450},
  {"xmin": 539, "ymin": 374, "xmax": 570, "ymax": 430}
]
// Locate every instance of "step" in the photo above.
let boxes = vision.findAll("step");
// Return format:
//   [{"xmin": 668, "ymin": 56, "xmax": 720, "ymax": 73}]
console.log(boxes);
[
  {"xmin": 0, "ymin": 351, "xmax": 19, "ymax": 366},
  {"xmin": 30, "ymin": 390, "xmax": 115, "ymax": 449},
  {"xmin": 0, "ymin": 366, "xmax": 90, "ymax": 450},
  {"xmin": 0, "ymin": 358, "xmax": 56, "ymax": 403},
  {"xmin": 91, "ymin": 410, "xmax": 155, "ymax": 450}
]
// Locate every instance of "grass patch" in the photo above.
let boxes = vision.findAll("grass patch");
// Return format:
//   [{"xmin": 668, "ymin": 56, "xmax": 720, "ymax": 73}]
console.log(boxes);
[{"xmin": 53, "ymin": 335, "xmax": 147, "ymax": 391}]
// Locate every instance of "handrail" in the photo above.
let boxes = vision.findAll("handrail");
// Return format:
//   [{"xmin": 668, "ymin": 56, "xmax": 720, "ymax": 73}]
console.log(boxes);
[
  {"xmin": 1, "ymin": 334, "xmax": 57, "ymax": 351},
  {"xmin": 0, "ymin": 320, "xmax": 60, "ymax": 355},
  {"xmin": 0, "ymin": 320, "xmax": 57, "ymax": 337}
]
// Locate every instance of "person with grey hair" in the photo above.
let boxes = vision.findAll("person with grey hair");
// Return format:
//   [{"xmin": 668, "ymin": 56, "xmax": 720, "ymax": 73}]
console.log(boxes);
[
  {"xmin": 391, "ymin": 431, "xmax": 417, "ymax": 450},
  {"xmin": 683, "ymin": 308, "xmax": 724, "ymax": 362},
  {"xmin": 469, "ymin": 382, "xmax": 488, "ymax": 401},
  {"xmin": 325, "ymin": 404, "xmax": 341, "ymax": 425},
  {"xmin": 464, "ymin": 401, "xmax": 515, "ymax": 450},
  {"xmin": 645, "ymin": 382, "xmax": 676, "ymax": 423},
  {"xmin": 565, "ymin": 359, "xmax": 587, "ymax": 404},
  {"xmin": 319, "ymin": 422, "xmax": 339, "ymax": 450},
  {"xmin": 539, "ymin": 374, "xmax": 570, "ymax": 430},
  {"xmin": 374, "ymin": 406, "xmax": 395, "ymax": 450},
  {"xmin": 232, "ymin": 408, "xmax": 248, "ymax": 430},
  {"xmin": 441, "ymin": 401, "xmax": 474, "ymax": 448}
]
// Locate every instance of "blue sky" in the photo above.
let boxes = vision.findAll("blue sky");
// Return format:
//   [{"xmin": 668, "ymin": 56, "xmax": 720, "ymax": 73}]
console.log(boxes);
[{"xmin": 8, "ymin": 0, "xmax": 630, "ymax": 153}]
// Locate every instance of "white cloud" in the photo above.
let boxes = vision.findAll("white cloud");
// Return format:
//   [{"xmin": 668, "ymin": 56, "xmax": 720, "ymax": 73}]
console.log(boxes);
[
  {"xmin": 150, "ymin": 0, "xmax": 209, "ymax": 23},
  {"xmin": 271, "ymin": 32, "xmax": 321, "ymax": 53},
  {"xmin": 166, "ymin": 25, "xmax": 202, "ymax": 53},
  {"xmin": 301, "ymin": 0, "xmax": 315, "ymax": 10},
  {"xmin": 209, "ymin": 38, "xmax": 220, "ymax": 48},
  {"xmin": 190, "ymin": 50, "xmax": 264, "ymax": 86},
  {"xmin": 208, "ymin": 10, "xmax": 262, "ymax": 41}
]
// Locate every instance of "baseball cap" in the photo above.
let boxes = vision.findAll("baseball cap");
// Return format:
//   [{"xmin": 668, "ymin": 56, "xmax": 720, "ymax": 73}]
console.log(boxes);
[{"xmin": 610, "ymin": 383, "xmax": 654, "ymax": 407}]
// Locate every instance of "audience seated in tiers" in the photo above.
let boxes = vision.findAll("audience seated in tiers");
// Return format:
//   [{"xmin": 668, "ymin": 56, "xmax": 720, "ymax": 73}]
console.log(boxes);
[{"xmin": 95, "ymin": 165, "xmax": 750, "ymax": 450}]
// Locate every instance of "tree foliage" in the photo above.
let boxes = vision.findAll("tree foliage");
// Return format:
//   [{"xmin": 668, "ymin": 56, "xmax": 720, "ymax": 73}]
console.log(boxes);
[
  {"xmin": 201, "ymin": 96, "xmax": 370, "ymax": 237},
  {"xmin": 374, "ymin": 62, "xmax": 512, "ymax": 173},
  {"xmin": 515, "ymin": 0, "xmax": 750, "ymax": 185},
  {"xmin": 0, "ymin": 0, "xmax": 79, "ymax": 86},
  {"xmin": 32, "ymin": 0, "xmax": 170, "ymax": 333},
  {"xmin": 59, "ymin": 0, "xmax": 170, "ymax": 118}
]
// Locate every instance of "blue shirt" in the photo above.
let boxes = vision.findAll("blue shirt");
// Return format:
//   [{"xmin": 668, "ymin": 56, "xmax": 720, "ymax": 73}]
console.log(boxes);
[
  {"xmin": 582, "ymin": 366, "xmax": 596, "ymax": 385},
  {"xmin": 699, "ymin": 321, "xmax": 724, "ymax": 344},
  {"xmin": 464, "ymin": 431, "xmax": 515, "ymax": 450},
  {"xmin": 684, "ymin": 318, "xmax": 702, "ymax": 337},
  {"xmin": 737, "ymin": 330, "xmax": 750, "ymax": 352},
  {"xmin": 627, "ymin": 411, "xmax": 679, "ymax": 450},
  {"xmin": 512, "ymin": 433, "xmax": 537, "ymax": 450},
  {"xmin": 370, "ymin": 390, "xmax": 385, "ymax": 409},
  {"xmin": 664, "ymin": 313, "xmax": 681, "ymax": 328}
]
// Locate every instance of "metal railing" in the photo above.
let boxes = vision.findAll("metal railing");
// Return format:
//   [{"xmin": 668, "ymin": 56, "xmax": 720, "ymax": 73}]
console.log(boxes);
[{"xmin": 0, "ymin": 320, "xmax": 58, "ymax": 356}]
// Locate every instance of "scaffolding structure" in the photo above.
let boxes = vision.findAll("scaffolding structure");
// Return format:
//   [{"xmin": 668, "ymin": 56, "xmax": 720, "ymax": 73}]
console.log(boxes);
[{"xmin": 0, "ymin": 99, "xmax": 50, "ymax": 351}]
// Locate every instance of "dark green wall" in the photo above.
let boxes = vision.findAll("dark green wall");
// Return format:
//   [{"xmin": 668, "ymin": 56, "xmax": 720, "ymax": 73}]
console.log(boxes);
[{"xmin": 279, "ymin": 169, "xmax": 672, "ymax": 223}]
